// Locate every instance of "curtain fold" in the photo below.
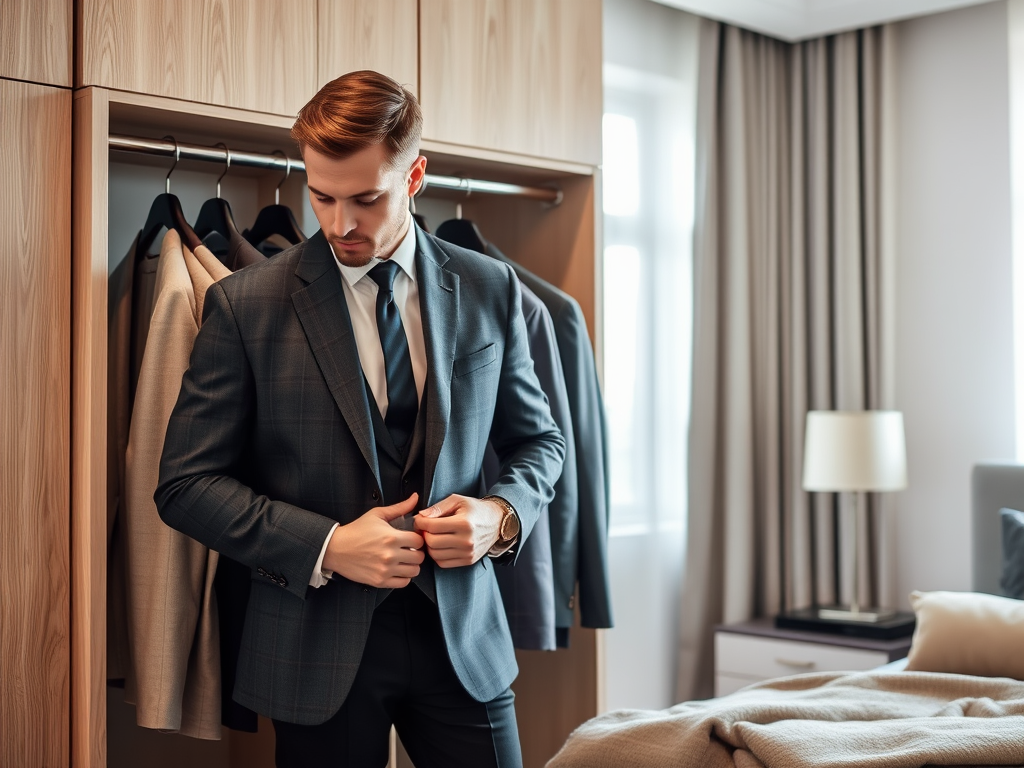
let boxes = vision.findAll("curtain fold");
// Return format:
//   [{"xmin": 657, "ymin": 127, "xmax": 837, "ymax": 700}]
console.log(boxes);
[{"xmin": 677, "ymin": 18, "xmax": 897, "ymax": 701}]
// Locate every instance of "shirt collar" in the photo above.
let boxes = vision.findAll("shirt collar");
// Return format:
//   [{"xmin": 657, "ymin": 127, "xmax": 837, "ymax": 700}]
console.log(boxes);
[{"xmin": 335, "ymin": 214, "xmax": 418, "ymax": 288}]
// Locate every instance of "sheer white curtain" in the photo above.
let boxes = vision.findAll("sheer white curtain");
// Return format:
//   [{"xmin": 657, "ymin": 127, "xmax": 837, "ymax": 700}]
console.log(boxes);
[
  {"xmin": 601, "ymin": 0, "xmax": 699, "ymax": 711},
  {"xmin": 677, "ymin": 19, "xmax": 898, "ymax": 701}
]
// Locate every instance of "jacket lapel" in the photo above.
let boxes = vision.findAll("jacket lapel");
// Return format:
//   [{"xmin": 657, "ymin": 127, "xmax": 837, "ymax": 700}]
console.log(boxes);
[
  {"xmin": 415, "ymin": 230, "xmax": 458, "ymax": 505},
  {"xmin": 291, "ymin": 232, "xmax": 381, "ymax": 486}
]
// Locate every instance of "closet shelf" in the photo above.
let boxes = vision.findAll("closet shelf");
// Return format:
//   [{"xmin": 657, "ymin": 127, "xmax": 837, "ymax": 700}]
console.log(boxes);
[{"xmin": 108, "ymin": 134, "xmax": 563, "ymax": 205}]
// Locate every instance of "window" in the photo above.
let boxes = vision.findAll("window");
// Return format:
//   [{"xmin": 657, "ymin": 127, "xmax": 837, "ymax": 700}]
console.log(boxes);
[
  {"xmin": 603, "ymin": 71, "xmax": 693, "ymax": 539},
  {"xmin": 601, "ymin": 59, "xmax": 696, "ymax": 711}
]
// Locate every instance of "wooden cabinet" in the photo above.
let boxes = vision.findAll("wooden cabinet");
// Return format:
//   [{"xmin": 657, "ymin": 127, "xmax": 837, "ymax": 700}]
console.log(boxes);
[
  {"xmin": 0, "ymin": 0, "xmax": 71, "ymax": 86},
  {"xmin": 714, "ymin": 620, "xmax": 912, "ymax": 697},
  {"xmin": 1, "ymin": 78, "xmax": 72, "ymax": 768},
  {"xmin": 419, "ymin": 0, "xmax": 602, "ymax": 166},
  {"xmin": 63, "ymin": 4, "xmax": 604, "ymax": 766},
  {"xmin": 77, "ymin": 0, "xmax": 317, "ymax": 116},
  {"xmin": 318, "ymin": 0, "xmax": 418, "ymax": 93}
]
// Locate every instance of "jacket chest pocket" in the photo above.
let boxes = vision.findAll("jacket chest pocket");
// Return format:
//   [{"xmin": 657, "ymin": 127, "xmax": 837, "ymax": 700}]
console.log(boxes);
[{"xmin": 453, "ymin": 343, "xmax": 497, "ymax": 378}]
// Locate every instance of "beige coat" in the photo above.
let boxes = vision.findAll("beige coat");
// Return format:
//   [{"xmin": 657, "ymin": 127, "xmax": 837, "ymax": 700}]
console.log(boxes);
[{"xmin": 124, "ymin": 231, "xmax": 229, "ymax": 739}]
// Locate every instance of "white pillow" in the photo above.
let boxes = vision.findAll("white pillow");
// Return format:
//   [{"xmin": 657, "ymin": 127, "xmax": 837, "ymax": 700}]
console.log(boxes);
[{"xmin": 905, "ymin": 590, "xmax": 1024, "ymax": 680}]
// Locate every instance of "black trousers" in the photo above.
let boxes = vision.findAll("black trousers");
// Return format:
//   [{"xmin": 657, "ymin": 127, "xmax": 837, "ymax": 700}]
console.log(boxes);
[{"xmin": 272, "ymin": 586, "xmax": 522, "ymax": 768}]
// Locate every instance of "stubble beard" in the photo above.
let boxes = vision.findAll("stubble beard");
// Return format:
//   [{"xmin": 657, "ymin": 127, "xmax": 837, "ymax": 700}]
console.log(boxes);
[{"xmin": 329, "ymin": 204, "xmax": 410, "ymax": 268}]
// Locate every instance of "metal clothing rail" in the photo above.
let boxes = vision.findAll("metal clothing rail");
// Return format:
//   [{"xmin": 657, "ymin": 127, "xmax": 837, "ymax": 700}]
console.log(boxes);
[{"xmin": 108, "ymin": 134, "xmax": 563, "ymax": 205}]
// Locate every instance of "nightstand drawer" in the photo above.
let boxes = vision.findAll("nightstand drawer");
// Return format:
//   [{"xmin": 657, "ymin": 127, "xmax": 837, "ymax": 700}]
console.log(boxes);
[
  {"xmin": 716, "ymin": 632, "xmax": 889, "ymax": 680},
  {"xmin": 716, "ymin": 673, "xmax": 760, "ymax": 697}
]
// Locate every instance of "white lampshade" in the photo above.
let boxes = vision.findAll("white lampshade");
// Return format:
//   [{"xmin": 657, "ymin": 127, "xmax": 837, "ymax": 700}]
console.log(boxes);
[{"xmin": 802, "ymin": 411, "xmax": 908, "ymax": 492}]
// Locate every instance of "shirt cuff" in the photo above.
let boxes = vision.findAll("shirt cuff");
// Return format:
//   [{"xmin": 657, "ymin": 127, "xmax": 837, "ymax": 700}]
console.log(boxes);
[
  {"xmin": 487, "ymin": 538, "xmax": 516, "ymax": 558},
  {"xmin": 309, "ymin": 523, "xmax": 339, "ymax": 587}
]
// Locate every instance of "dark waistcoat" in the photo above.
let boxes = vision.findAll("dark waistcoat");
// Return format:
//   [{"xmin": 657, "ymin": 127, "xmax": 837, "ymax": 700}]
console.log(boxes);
[{"xmin": 366, "ymin": 383, "xmax": 435, "ymax": 604}]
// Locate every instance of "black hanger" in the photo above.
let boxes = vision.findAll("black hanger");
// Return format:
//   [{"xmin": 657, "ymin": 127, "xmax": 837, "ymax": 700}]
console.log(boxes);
[
  {"xmin": 435, "ymin": 204, "xmax": 488, "ymax": 254},
  {"xmin": 244, "ymin": 205, "xmax": 306, "ymax": 248},
  {"xmin": 244, "ymin": 153, "xmax": 306, "ymax": 254},
  {"xmin": 138, "ymin": 137, "xmax": 202, "ymax": 255},
  {"xmin": 194, "ymin": 144, "xmax": 242, "ymax": 260},
  {"xmin": 194, "ymin": 143, "xmax": 240, "ymax": 240}
]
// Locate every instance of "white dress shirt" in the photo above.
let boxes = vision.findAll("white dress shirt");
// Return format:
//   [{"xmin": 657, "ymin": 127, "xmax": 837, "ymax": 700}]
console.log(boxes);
[{"xmin": 309, "ymin": 216, "xmax": 425, "ymax": 586}]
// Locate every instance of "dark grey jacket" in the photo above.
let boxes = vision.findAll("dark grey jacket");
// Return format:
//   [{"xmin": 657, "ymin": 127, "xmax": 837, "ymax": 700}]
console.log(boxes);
[
  {"xmin": 487, "ymin": 244, "xmax": 613, "ymax": 634},
  {"xmin": 156, "ymin": 228, "xmax": 565, "ymax": 725}
]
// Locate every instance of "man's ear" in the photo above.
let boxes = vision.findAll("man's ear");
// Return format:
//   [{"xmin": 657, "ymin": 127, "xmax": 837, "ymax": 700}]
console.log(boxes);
[{"xmin": 407, "ymin": 155, "xmax": 428, "ymax": 196}]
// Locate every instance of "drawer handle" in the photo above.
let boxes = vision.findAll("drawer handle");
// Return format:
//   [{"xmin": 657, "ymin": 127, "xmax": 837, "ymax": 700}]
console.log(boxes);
[{"xmin": 775, "ymin": 657, "xmax": 815, "ymax": 670}]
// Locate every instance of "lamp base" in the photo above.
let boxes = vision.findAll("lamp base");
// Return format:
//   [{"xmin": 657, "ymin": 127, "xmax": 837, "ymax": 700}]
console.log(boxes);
[{"xmin": 775, "ymin": 607, "xmax": 915, "ymax": 639}]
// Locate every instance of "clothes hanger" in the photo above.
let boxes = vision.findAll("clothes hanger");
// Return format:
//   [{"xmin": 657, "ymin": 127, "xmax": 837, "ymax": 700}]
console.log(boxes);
[
  {"xmin": 137, "ymin": 135, "xmax": 203, "ymax": 255},
  {"xmin": 193, "ymin": 143, "xmax": 241, "ymax": 257},
  {"xmin": 244, "ymin": 152, "xmax": 307, "ymax": 254},
  {"xmin": 435, "ymin": 197, "xmax": 489, "ymax": 254}
]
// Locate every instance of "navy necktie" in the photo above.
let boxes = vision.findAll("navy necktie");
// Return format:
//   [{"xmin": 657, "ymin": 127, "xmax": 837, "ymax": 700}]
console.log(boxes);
[{"xmin": 368, "ymin": 260, "xmax": 418, "ymax": 450}]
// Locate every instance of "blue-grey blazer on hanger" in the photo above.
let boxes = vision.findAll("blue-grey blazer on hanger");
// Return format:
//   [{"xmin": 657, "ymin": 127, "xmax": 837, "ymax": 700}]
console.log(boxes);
[{"xmin": 155, "ymin": 227, "xmax": 565, "ymax": 726}]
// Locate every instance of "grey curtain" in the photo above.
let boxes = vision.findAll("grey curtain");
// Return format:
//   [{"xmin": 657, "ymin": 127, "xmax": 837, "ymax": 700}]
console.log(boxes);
[{"xmin": 677, "ymin": 19, "xmax": 897, "ymax": 700}]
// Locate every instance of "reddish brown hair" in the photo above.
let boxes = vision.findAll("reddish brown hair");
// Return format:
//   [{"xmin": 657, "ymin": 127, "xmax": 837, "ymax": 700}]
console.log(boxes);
[{"xmin": 291, "ymin": 70, "xmax": 422, "ymax": 168}]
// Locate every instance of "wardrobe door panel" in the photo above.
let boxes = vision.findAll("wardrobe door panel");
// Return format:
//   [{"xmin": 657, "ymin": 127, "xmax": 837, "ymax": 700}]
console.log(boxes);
[
  {"xmin": 0, "ymin": 0, "xmax": 71, "ymax": 86},
  {"xmin": 78, "ymin": 0, "xmax": 317, "ymax": 116},
  {"xmin": 419, "ymin": 0, "xmax": 602, "ymax": 165},
  {"xmin": 0, "ymin": 78, "xmax": 71, "ymax": 768},
  {"xmin": 318, "ymin": 0, "xmax": 418, "ymax": 92}
]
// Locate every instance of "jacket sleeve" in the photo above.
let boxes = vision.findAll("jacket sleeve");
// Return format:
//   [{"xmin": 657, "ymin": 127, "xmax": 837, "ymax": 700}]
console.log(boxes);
[
  {"xmin": 155, "ymin": 282, "xmax": 337, "ymax": 600},
  {"xmin": 485, "ymin": 265, "xmax": 567, "ymax": 564}
]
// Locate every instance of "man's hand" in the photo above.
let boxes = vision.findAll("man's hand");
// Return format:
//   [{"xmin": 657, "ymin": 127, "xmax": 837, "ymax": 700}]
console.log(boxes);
[
  {"xmin": 414, "ymin": 495, "xmax": 503, "ymax": 568},
  {"xmin": 323, "ymin": 493, "xmax": 425, "ymax": 588}
]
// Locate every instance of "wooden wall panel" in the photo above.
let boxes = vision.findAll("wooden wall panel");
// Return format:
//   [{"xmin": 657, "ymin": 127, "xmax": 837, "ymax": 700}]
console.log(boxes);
[
  {"xmin": 0, "ymin": 78, "xmax": 72, "ymax": 768},
  {"xmin": 318, "ymin": 0, "xmax": 418, "ymax": 93},
  {"xmin": 420, "ymin": 0, "xmax": 602, "ymax": 166},
  {"xmin": 71, "ymin": 85, "xmax": 109, "ymax": 768},
  {"xmin": 78, "ymin": 0, "xmax": 317, "ymax": 116},
  {"xmin": 0, "ymin": 0, "xmax": 71, "ymax": 86}
]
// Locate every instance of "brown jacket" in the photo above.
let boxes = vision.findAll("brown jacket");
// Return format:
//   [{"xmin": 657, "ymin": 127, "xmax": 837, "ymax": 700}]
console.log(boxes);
[{"xmin": 123, "ymin": 231, "xmax": 228, "ymax": 739}]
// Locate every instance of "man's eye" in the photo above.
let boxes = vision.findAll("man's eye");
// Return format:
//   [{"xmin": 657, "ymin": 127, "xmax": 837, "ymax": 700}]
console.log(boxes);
[
  {"xmin": 315, "ymin": 196, "xmax": 332, "ymax": 204},
  {"xmin": 357, "ymin": 198, "xmax": 379, "ymax": 207}
]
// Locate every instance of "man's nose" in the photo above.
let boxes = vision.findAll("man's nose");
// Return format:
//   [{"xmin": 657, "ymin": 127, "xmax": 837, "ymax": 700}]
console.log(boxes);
[{"xmin": 333, "ymin": 203, "xmax": 357, "ymax": 236}]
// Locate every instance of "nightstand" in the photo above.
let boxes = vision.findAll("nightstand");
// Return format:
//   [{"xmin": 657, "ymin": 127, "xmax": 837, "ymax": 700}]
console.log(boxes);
[{"xmin": 714, "ymin": 617, "xmax": 913, "ymax": 697}]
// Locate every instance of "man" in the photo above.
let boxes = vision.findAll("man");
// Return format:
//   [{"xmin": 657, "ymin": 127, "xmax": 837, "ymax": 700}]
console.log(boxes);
[{"xmin": 156, "ymin": 70, "xmax": 565, "ymax": 767}]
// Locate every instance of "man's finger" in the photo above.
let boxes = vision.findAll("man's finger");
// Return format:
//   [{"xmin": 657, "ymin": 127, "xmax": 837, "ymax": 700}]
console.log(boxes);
[
  {"xmin": 397, "ymin": 546, "xmax": 426, "ymax": 565},
  {"xmin": 417, "ymin": 494, "xmax": 463, "ymax": 519},
  {"xmin": 393, "ymin": 530, "xmax": 424, "ymax": 550},
  {"xmin": 431, "ymin": 552, "xmax": 474, "ymax": 568},
  {"xmin": 414, "ymin": 514, "xmax": 466, "ymax": 534},
  {"xmin": 374, "ymin": 492, "xmax": 419, "ymax": 522},
  {"xmin": 422, "ymin": 530, "xmax": 461, "ymax": 550}
]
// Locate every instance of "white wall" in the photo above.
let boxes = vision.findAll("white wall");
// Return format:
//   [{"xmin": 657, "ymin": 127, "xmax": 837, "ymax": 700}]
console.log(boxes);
[{"xmin": 893, "ymin": 0, "xmax": 1016, "ymax": 603}]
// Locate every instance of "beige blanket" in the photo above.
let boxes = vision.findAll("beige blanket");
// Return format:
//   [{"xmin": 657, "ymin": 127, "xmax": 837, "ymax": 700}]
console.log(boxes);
[{"xmin": 546, "ymin": 671, "xmax": 1024, "ymax": 768}]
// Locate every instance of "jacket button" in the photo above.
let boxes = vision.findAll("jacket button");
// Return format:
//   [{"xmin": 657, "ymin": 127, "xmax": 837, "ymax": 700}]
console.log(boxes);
[{"xmin": 371, "ymin": 490, "xmax": 379, "ymax": 501}]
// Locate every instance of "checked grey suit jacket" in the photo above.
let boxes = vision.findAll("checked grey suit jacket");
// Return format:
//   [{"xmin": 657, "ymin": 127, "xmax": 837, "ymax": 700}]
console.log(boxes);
[{"xmin": 155, "ymin": 227, "xmax": 565, "ymax": 726}]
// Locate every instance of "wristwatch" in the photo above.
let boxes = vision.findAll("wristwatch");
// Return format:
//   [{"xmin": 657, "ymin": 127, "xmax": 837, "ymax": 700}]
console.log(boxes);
[{"xmin": 483, "ymin": 495, "xmax": 520, "ymax": 549}]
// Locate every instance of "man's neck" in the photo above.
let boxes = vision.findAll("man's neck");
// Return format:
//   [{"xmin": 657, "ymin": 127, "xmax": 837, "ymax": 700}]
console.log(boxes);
[{"xmin": 380, "ymin": 212, "xmax": 412, "ymax": 262}]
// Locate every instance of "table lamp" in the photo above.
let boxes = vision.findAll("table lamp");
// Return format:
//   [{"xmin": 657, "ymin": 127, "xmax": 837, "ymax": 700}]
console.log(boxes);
[{"xmin": 802, "ymin": 410, "xmax": 907, "ymax": 623}]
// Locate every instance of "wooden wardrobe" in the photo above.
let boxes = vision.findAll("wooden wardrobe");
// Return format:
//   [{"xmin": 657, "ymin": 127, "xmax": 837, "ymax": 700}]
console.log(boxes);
[{"xmin": 2, "ymin": 2, "xmax": 605, "ymax": 767}]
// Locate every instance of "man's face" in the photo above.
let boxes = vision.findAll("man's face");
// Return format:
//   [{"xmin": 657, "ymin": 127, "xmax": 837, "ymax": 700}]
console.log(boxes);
[{"xmin": 303, "ymin": 142, "xmax": 426, "ymax": 267}]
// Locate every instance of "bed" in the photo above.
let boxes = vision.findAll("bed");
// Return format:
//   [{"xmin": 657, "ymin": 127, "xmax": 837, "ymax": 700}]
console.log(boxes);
[{"xmin": 546, "ymin": 463, "xmax": 1024, "ymax": 768}]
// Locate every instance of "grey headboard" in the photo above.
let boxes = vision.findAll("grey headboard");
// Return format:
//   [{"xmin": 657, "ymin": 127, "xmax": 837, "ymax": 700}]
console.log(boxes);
[{"xmin": 971, "ymin": 463, "xmax": 1024, "ymax": 595}]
